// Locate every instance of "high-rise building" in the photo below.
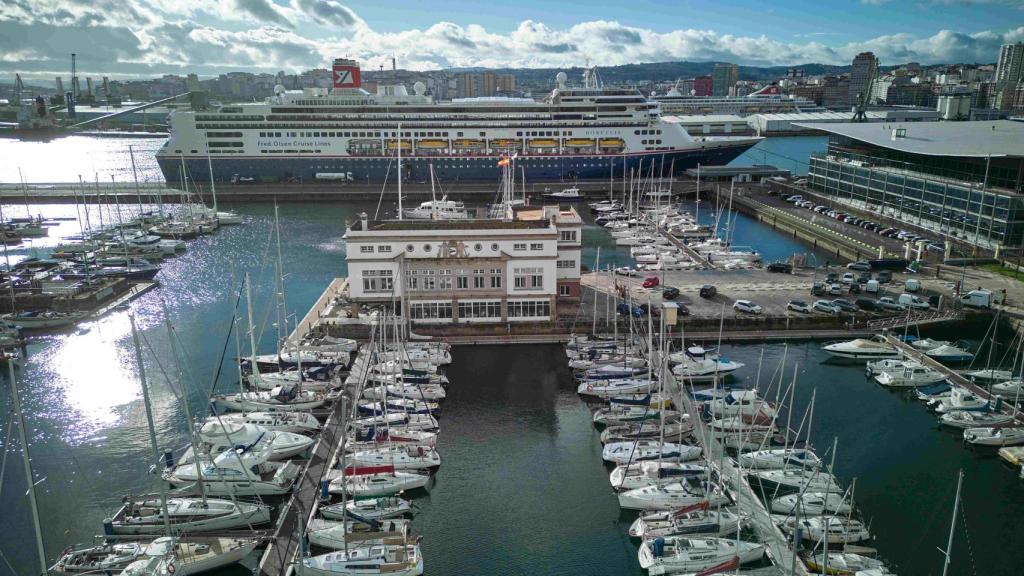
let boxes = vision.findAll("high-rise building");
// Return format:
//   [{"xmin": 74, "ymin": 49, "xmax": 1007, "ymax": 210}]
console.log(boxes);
[
  {"xmin": 996, "ymin": 42, "xmax": 1024, "ymax": 84},
  {"xmin": 711, "ymin": 64, "xmax": 738, "ymax": 97},
  {"xmin": 849, "ymin": 52, "xmax": 879, "ymax": 106}
]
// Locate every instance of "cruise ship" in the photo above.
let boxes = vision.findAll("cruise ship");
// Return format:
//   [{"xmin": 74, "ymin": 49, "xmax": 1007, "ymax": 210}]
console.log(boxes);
[{"xmin": 156, "ymin": 59, "xmax": 760, "ymax": 185}]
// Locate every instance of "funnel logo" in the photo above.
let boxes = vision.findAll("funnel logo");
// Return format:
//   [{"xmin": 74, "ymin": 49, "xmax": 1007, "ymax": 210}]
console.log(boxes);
[{"xmin": 333, "ymin": 64, "xmax": 361, "ymax": 88}]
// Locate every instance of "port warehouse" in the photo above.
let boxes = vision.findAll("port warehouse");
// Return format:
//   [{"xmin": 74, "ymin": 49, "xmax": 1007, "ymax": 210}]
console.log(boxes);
[{"xmin": 799, "ymin": 120, "xmax": 1024, "ymax": 248}]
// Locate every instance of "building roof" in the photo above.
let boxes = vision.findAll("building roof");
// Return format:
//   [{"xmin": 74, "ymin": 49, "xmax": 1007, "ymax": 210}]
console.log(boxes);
[
  {"xmin": 513, "ymin": 205, "xmax": 583, "ymax": 225},
  {"xmin": 794, "ymin": 120, "xmax": 1024, "ymax": 158},
  {"xmin": 350, "ymin": 218, "xmax": 550, "ymax": 232},
  {"xmin": 664, "ymin": 114, "xmax": 747, "ymax": 124},
  {"xmin": 685, "ymin": 165, "xmax": 789, "ymax": 177}
]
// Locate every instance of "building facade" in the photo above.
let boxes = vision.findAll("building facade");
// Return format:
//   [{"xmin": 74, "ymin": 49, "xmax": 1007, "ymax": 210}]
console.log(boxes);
[
  {"xmin": 849, "ymin": 52, "xmax": 879, "ymax": 106},
  {"xmin": 712, "ymin": 64, "xmax": 739, "ymax": 97},
  {"xmin": 344, "ymin": 209, "xmax": 581, "ymax": 324},
  {"xmin": 802, "ymin": 121, "xmax": 1024, "ymax": 249}
]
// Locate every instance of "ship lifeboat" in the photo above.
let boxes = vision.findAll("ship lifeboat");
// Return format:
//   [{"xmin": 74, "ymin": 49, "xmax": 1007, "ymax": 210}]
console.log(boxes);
[
  {"xmin": 565, "ymin": 138, "xmax": 596, "ymax": 147},
  {"xmin": 453, "ymin": 139, "xmax": 484, "ymax": 149},
  {"xmin": 386, "ymin": 139, "xmax": 412, "ymax": 150},
  {"xmin": 415, "ymin": 139, "xmax": 447, "ymax": 149},
  {"xmin": 490, "ymin": 139, "xmax": 521, "ymax": 149},
  {"xmin": 598, "ymin": 138, "xmax": 626, "ymax": 149},
  {"xmin": 528, "ymin": 139, "xmax": 559, "ymax": 148}
]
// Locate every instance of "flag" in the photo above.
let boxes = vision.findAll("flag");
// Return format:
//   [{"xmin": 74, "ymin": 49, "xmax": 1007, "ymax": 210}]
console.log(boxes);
[{"xmin": 497, "ymin": 157, "xmax": 510, "ymax": 167}]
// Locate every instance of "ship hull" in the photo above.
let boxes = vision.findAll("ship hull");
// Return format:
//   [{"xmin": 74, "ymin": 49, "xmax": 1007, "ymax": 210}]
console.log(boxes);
[{"xmin": 157, "ymin": 145, "xmax": 755, "ymax": 187}]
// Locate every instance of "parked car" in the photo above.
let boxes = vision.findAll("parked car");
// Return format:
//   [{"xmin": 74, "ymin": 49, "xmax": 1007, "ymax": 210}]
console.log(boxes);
[
  {"xmin": 826, "ymin": 272, "xmax": 839, "ymax": 283},
  {"xmin": 617, "ymin": 303, "xmax": 646, "ymax": 317},
  {"xmin": 857, "ymin": 271, "xmax": 872, "ymax": 284},
  {"xmin": 813, "ymin": 205, "xmax": 827, "ymax": 213},
  {"xmin": 848, "ymin": 282, "xmax": 861, "ymax": 294},
  {"xmin": 877, "ymin": 270, "xmax": 893, "ymax": 284},
  {"xmin": 904, "ymin": 278, "xmax": 920, "ymax": 292},
  {"xmin": 787, "ymin": 300, "xmax": 812, "ymax": 313},
  {"xmin": 847, "ymin": 261, "xmax": 871, "ymax": 271},
  {"xmin": 642, "ymin": 276, "xmax": 660, "ymax": 288},
  {"xmin": 878, "ymin": 227, "xmax": 895, "ymax": 236},
  {"xmin": 841, "ymin": 272, "xmax": 856, "ymax": 285},
  {"xmin": 733, "ymin": 300, "xmax": 763, "ymax": 314},
  {"xmin": 699, "ymin": 284, "xmax": 717, "ymax": 299},
  {"xmin": 877, "ymin": 297, "xmax": 905, "ymax": 311},
  {"xmin": 829, "ymin": 283, "xmax": 843, "ymax": 296},
  {"xmin": 831, "ymin": 298, "xmax": 859, "ymax": 313},
  {"xmin": 785, "ymin": 195, "xmax": 803, "ymax": 203},
  {"xmin": 865, "ymin": 279, "xmax": 880, "ymax": 293},
  {"xmin": 767, "ymin": 262, "xmax": 793, "ymax": 274},
  {"xmin": 615, "ymin": 266, "xmax": 640, "ymax": 277},
  {"xmin": 855, "ymin": 298, "xmax": 878, "ymax": 311},
  {"xmin": 794, "ymin": 178, "xmax": 808, "ymax": 185},
  {"xmin": 811, "ymin": 282, "xmax": 826, "ymax": 296},
  {"xmin": 662, "ymin": 286, "xmax": 680, "ymax": 300},
  {"xmin": 898, "ymin": 294, "xmax": 930, "ymax": 310},
  {"xmin": 638, "ymin": 303, "xmax": 661, "ymax": 317},
  {"xmin": 813, "ymin": 300, "xmax": 841, "ymax": 314},
  {"xmin": 676, "ymin": 303, "xmax": 691, "ymax": 316}
]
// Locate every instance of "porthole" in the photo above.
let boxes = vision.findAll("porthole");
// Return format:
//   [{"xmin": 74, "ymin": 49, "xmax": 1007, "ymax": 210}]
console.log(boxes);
[
  {"xmin": 406, "ymin": 244, "xmax": 414, "ymax": 252},
  {"xmin": 491, "ymin": 243, "xmax": 499, "ymax": 251},
  {"xmin": 423, "ymin": 244, "xmax": 432, "ymax": 252},
  {"xmin": 474, "ymin": 243, "xmax": 482, "ymax": 252}
]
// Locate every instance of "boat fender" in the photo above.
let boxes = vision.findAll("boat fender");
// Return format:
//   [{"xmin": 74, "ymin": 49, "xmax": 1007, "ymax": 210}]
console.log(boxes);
[
  {"xmin": 167, "ymin": 562, "xmax": 176, "ymax": 574},
  {"xmin": 652, "ymin": 537, "xmax": 665, "ymax": 557},
  {"xmin": 102, "ymin": 518, "xmax": 114, "ymax": 536},
  {"xmin": 586, "ymin": 384, "xmax": 593, "ymax": 392}
]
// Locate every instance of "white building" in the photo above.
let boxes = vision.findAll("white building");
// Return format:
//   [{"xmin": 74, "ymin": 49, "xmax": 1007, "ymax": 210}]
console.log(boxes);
[{"xmin": 344, "ymin": 207, "xmax": 581, "ymax": 325}]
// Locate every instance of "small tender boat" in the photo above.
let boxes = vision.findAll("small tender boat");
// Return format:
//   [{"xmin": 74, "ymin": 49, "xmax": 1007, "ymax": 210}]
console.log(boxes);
[
  {"xmin": 601, "ymin": 440, "xmax": 702, "ymax": 465},
  {"xmin": 823, "ymin": 335, "xmax": 900, "ymax": 361},
  {"xmin": 780, "ymin": 516, "xmax": 871, "ymax": 544},
  {"xmin": 628, "ymin": 504, "xmax": 743, "ymax": 539},
  {"xmin": 321, "ymin": 497, "xmax": 413, "ymax": 521},
  {"xmin": 637, "ymin": 536, "xmax": 764, "ymax": 575},
  {"xmin": 770, "ymin": 491, "xmax": 852, "ymax": 516},
  {"xmin": 297, "ymin": 543, "xmax": 423, "ymax": 576},
  {"xmin": 875, "ymin": 363, "xmax": 947, "ymax": 388},
  {"xmin": 737, "ymin": 448, "xmax": 822, "ymax": 470},
  {"xmin": 963, "ymin": 426, "xmax": 1024, "ymax": 447}
]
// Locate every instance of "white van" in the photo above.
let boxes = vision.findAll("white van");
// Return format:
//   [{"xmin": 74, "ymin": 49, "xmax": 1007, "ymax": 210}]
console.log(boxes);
[
  {"xmin": 898, "ymin": 293, "xmax": 930, "ymax": 310},
  {"xmin": 904, "ymin": 278, "xmax": 920, "ymax": 292},
  {"xmin": 961, "ymin": 289, "xmax": 993, "ymax": 309},
  {"xmin": 865, "ymin": 279, "xmax": 880, "ymax": 294}
]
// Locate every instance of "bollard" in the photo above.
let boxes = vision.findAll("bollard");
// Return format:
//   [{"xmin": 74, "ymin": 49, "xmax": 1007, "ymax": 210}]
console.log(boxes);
[
  {"xmin": 163, "ymin": 450, "xmax": 175, "ymax": 469},
  {"xmin": 102, "ymin": 518, "xmax": 114, "ymax": 535}
]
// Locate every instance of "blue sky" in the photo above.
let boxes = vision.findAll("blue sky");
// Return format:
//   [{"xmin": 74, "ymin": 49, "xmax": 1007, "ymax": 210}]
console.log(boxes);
[{"xmin": 0, "ymin": 0, "xmax": 1022, "ymax": 80}]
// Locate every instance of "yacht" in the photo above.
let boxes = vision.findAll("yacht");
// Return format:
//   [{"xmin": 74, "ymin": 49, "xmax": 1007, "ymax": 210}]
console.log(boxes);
[
  {"xmin": 822, "ymin": 335, "xmax": 900, "ymax": 360},
  {"xmin": 874, "ymin": 363, "xmax": 947, "ymax": 387},
  {"xmin": 543, "ymin": 186, "xmax": 584, "ymax": 202},
  {"xmin": 925, "ymin": 344, "xmax": 974, "ymax": 363},
  {"xmin": 176, "ymin": 421, "xmax": 314, "ymax": 463},
  {"xmin": 637, "ymin": 537, "xmax": 764, "ymax": 575},
  {"xmin": 770, "ymin": 492, "xmax": 852, "ymax": 516},
  {"xmin": 780, "ymin": 516, "xmax": 871, "ymax": 544},
  {"xmin": 402, "ymin": 198, "xmax": 469, "ymax": 220},
  {"xmin": 628, "ymin": 507, "xmax": 743, "ymax": 539},
  {"xmin": 601, "ymin": 441, "xmax": 701, "ymax": 465},
  {"xmin": 297, "ymin": 543, "xmax": 423, "ymax": 576},
  {"xmin": 163, "ymin": 437, "xmax": 301, "ymax": 496},
  {"xmin": 200, "ymin": 411, "xmax": 321, "ymax": 434},
  {"xmin": 53, "ymin": 536, "xmax": 259, "ymax": 575},
  {"xmin": 108, "ymin": 497, "xmax": 271, "ymax": 535}
]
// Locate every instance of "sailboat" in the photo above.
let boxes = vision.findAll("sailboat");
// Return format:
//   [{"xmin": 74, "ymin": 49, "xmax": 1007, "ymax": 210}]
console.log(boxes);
[
  {"xmin": 297, "ymin": 543, "xmax": 424, "ymax": 576},
  {"xmin": 402, "ymin": 165, "xmax": 468, "ymax": 220},
  {"xmin": 54, "ymin": 536, "xmax": 261, "ymax": 575},
  {"xmin": 164, "ymin": 438, "xmax": 302, "ymax": 496},
  {"xmin": 175, "ymin": 421, "xmax": 315, "ymax": 463},
  {"xmin": 637, "ymin": 537, "xmax": 764, "ymax": 575}
]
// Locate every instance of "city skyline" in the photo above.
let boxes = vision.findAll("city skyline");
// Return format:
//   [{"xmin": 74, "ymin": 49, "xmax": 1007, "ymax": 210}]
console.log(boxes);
[{"xmin": 0, "ymin": 0, "xmax": 1022, "ymax": 81}]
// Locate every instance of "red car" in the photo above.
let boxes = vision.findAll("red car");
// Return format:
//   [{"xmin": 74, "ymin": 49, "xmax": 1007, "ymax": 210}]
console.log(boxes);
[{"xmin": 642, "ymin": 276, "xmax": 660, "ymax": 288}]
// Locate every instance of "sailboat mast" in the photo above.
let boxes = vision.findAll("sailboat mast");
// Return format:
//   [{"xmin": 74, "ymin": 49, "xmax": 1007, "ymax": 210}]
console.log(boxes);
[
  {"xmin": 245, "ymin": 272, "xmax": 261, "ymax": 378},
  {"xmin": 129, "ymin": 315, "xmax": 173, "ymax": 533},
  {"xmin": 162, "ymin": 306, "xmax": 209, "ymax": 504},
  {"xmin": 129, "ymin": 144, "xmax": 144, "ymax": 217},
  {"xmin": 207, "ymin": 148, "xmax": 219, "ymax": 214},
  {"xmin": 941, "ymin": 469, "xmax": 964, "ymax": 576},
  {"xmin": 8, "ymin": 362, "xmax": 49, "ymax": 574},
  {"xmin": 591, "ymin": 247, "xmax": 600, "ymax": 336},
  {"xmin": 397, "ymin": 123, "xmax": 403, "ymax": 221}
]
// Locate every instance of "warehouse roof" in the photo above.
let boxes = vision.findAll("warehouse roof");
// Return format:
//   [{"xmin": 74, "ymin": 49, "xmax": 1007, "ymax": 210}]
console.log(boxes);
[{"xmin": 794, "ymin": 120, "xmax": 1024, "ymax": 158}]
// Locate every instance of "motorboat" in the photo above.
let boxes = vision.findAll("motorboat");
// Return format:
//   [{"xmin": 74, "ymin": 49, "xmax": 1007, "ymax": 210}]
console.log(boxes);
[
  {"xmin": 931, "ymin": 387, "xmax": 990, "ymax": 414},
  {"xmin": 306, "ymin": 518, "xmax": 410, "ymax": 550},
  {"xmin": 601, "ymin": 440, "xmax": 701, "ymax": 465},
  {"xmin": 2, "ymin": 310, "xmax": 85, "ymax": 329},
  {"xmin": 108, "ymin": 496, "xmax": 271, "ymax": 535},
  {"xmin": 875, "ymin": 363, "xmax": 947, "ymax": 388},
  {"xmin": 176, "ymin": 422, "xmax": 314, "ymax": 463},
  {"xmin": 671, "ymin": 357, "xmax": 744, "ymax": 383},
  {"xmin": 865, "ymin": 358, "xmax": 910, "ymax": 376},
  {"xmin": 737, "ymin": 448, "xmax": 822, "ymax": 470},
  {"xmin": 163, "ymin": 437, "xmax": 301, "ymax": 496},
  {"xmin": 822, "ymin": 335, "xmax": 899, "ymax": 361},
  {"xmin": 201, "ymin": 411, "xmax": 321, "ymax": 434},
  {"xmin": 992, "ymin": 379, "xmax": 1024, "ymax": 397},
  {"xmin": 403, "ymin": 198, "xmax": 469, "ymax": 220},
  {"xmin": 212, "ymin": 384, "xmax": 326, "ymax": 412},
  {"xmin": 748, "ymin": 469, "xmax": 841, "ymax": 492},
  {"xmin": 770, "ymin": 492, "xmax": 852, "ymax": 516},
  {"xmin": 329, "ymin": 469, "xmax": 431, "ymax": 497},
  {"xmin": 577, "ymin": 378, "xmax": 654, "ymax": 399},
  {"xmin": 321, "ymin": 497, "xmax": 413, "ymax": 521},
  {"xmin": 629, "ymin": 505, "xmax": 743, "ymax": 539},
  {"xmin": 780, "ymin": 516, "xmax": 871, "ymax": 544},
  {"xmin": 804, "ymin": 552, "xmax": 887, "ymax": 575},
  {"xmin": 617, "ymin": 478, "xmax": 730, "ymax": 510},
  {"xmin": 963, "ymin": 369, "xmax": 1013, "ymax": 384},
  {"xmin": 963, "ymin": 426, "xmax": 1024, "ymax": 447},
  {"xmin": 939, "ymin": 410, "xmax": 1013, "ymax": 429},
  {"xmin": 910, "ymin": 338, "xmax": 949, "ymax": 351},
  {"xmin": 925, "ymin": 344, "xmax": 974, "ymax": 363},
  {"xmin": 52, "ymin": 536, "xmax": 259, "ymax": 575},
  {"xmin": 609, "ymin": 461, "xmax": 709, "ymax": 492},
  {"xmin": 347, "ymin": 445, "xmax": 442, "ymax": 470},
  {"xmin": 297, "ymin": 543, "xmax": 423, "ymax": 576},
  {"xmin": 637, "ymin": 537, "xmax": 764, "ymax": 575},
  {"xmin": 543, "ymin": 186, "xmax": 584, "ymax": 202}
]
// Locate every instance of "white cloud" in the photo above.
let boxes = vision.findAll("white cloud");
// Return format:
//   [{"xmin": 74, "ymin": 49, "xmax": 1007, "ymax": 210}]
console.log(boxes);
[{"xmin": 0, "ymin": 2, "xmax": 1021, "ymax": 80}]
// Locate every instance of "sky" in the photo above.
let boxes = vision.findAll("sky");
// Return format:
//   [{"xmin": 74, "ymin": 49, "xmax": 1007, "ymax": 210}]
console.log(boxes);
[{"xmin": 1, "ymin": 0, "xmax": 1023, "ymax": 81}]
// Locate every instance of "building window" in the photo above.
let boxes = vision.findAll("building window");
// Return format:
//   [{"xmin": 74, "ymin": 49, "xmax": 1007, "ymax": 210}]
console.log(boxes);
[
  {"xmin": 377, "ymin": 245, "xmax": 391, "ymax": 253},
  {"xmin": 559, "ymin": 230, "xmax": 577, "ymax": 242},
  {"xmin": 409, "ymin": 302, "xmax": 453, "ymax": 320},
  {"xmin": 557, "ymin": 260, "xmax": 575, "ymax": 269},
  {"xmin": 513, "ymin": 243, "xmax": 526, "ymax": 251},
  {"xmin": 457, "ymin": 276, "xmax": 468, "ymax": 289},
  {"xmin": 491, "ymin": 276, "xmax": 502, "ymax": 289},
  {"xmin": 439, "ymin": 276, "xmax": 452, "ymax": 290},
  {"xmin": 473, "ymin": 276, "xmax": 485, "ymax": 289},
  {"xmin": 508, "ymin": 300, "xmax": 551, "ymax": 318},
  {"xmin": 361, "ymin": 269, "xmax": 393, "ymax": 292},
  {"xmin": 360, "ymin": 245, "xmax": 374, "ymax": 253},
  {"xmin": 457, "ymin": 301, "xmax": 502, "ymax": 319},
  {"xmin": 530, "ymin": 243, "xmax": 543, "ymax": 251},
  {"xmin": 406, "ymin": 276, "xmax": 419, "ymax": 291},
  {"xmin": 559, "ymin": 285, "xmax": 571, "ymax": 296},
  {"xmin": 514, "ymin": 267, "xmax": 543, "ymax": 290}
]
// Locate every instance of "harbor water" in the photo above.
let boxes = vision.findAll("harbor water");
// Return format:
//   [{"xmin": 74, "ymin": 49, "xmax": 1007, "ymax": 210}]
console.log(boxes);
[{"xmin": 0, "ymin": 136, "xmax": 1020, "ymax": 576}]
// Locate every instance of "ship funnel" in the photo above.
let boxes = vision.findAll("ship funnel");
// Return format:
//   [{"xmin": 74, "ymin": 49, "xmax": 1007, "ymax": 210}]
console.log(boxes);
[{"xmin": 332, "ymin": 58, "xmax": 362, "ymax": 89}]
